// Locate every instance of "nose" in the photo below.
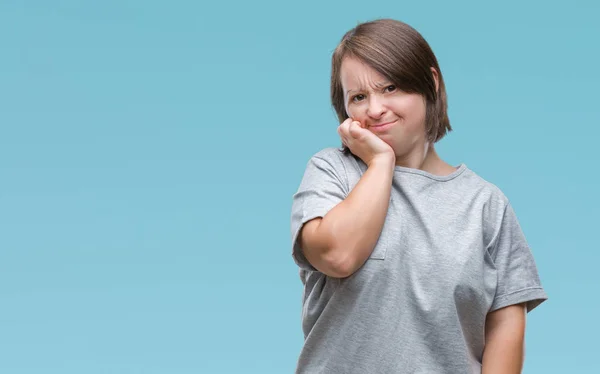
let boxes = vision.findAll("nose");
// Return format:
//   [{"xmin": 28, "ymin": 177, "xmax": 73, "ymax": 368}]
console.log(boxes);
[{"xmin": 366, "ymin": 95, "xmax": 386, "ymax": 119}]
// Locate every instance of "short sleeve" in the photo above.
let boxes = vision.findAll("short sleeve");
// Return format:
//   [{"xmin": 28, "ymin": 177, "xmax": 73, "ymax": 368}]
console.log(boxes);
[
  {"xmin": 290, "ymin": 153, "xmax": 348, "ymax": 271},
  {"xmin": 489, "ymin": 203, "xmax": 548, "ymax": 313}
]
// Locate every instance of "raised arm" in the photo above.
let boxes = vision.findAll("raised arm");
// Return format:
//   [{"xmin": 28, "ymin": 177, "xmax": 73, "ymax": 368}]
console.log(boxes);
[
  {"xmin": 299, "ymin": 154, "xmax": 394, "ymax": 277},
  {"xmin": 298, "ymin": 119, "xmax": 395, "ymax": 278}
]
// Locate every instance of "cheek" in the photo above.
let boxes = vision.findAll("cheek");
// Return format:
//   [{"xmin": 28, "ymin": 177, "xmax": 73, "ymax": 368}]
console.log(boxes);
[
  {"xmin": 347, "ymin": 106, "xmax": 366, "ymax": 122},
  {"xmin": 394, "ymin": 96, "xmax": 426, "ymax": 123}
]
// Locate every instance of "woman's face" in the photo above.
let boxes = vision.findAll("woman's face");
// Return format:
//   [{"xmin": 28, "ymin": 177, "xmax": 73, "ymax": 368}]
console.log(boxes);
[{"xmin": 340, "ymin": 56, "xmax": 433, "ymax": 157}]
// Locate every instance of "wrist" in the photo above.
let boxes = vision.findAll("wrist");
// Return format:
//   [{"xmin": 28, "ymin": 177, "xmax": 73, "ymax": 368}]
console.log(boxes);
[{"xmin": 368, "ymin": 153, "xmax": 395, "ymax": 170}]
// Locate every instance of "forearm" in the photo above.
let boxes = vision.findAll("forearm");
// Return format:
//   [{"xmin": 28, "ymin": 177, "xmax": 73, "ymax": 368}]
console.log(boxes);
[
  {"xmin": 317, "ymin": 155, "xmax": 395, "ymax": 275},
  {"xmin": 482, "ymin": 305, "xmax": 526, "ymax": 374}
]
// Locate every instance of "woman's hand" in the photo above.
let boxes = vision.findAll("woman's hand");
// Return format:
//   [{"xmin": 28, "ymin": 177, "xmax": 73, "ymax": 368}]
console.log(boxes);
[{"xmin": 338, "ymin": 118, "xmax": 395, "ymax": 167}]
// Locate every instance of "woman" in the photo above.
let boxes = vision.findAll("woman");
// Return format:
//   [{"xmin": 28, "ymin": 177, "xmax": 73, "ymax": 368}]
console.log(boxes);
[{"xmin": 290, "ymin": 19, "xmax": 547, "ymax": 373}]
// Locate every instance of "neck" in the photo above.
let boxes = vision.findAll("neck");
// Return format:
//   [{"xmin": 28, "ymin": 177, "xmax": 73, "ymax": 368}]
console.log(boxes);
[{"xmin": 395, "ymin": 142, "xmax": 457, "ymax": 176}]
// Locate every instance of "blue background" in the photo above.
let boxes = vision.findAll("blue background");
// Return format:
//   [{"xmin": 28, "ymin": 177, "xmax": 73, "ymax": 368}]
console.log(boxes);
[{"xmin": 1, "ymin": 0, "xmax": 598, "ymax": 372}]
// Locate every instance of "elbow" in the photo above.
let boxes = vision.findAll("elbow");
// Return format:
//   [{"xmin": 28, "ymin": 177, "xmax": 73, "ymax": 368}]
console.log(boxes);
[
  {"xmin": 319, "ymin": 245, "xmax": 358, "ymax": 278},
  {"xmin": 302, "ymin": 217, "xmax": 359, "ymax": 278}
]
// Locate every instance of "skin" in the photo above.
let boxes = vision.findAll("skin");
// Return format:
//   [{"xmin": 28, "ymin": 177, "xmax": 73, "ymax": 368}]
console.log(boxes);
[
  {"xmin": 482, "ymin": 303, "xmax": 527, "ymax": 373},
  {"xmin": 339, "ymin": 56, "xmax": 457, "ymax": 176},
  {"xmin": 338, "ymin": 56, "xmax": 527, "ymax": 371}
]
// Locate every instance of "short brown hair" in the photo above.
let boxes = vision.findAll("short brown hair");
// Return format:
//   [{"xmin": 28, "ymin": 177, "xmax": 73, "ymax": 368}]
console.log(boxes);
[{"xmin": 331, "ymin": 19, "xmax": 451, "ymax": 143}]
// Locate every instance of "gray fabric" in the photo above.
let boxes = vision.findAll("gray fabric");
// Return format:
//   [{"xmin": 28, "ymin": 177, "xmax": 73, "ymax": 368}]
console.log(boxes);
[{"xmin": 290, "ymin": 147, "xmax": 547, "ymax": 374}]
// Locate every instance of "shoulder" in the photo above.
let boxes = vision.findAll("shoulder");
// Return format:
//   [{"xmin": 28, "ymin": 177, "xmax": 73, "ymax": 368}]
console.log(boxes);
[
  {"xmin": 296, "ymin": 147, "xmax": 347, "ymax": 178},
  {"xmin": 296, "ymin": 147, "xmax": 360, "ymax": 192},
  {"xmin": 462, "ymin": 167, "xmax": 509, "ymax": 202},
  {"xmin": 459, "ymin": 167, "xmax": 512, "ymax": 219},
  {"xmin": 458, "ymin": 168, "xmax": 526, "ymax": 248},
  {"xmin": 304, "ymin": 147, "xmax": 357, "ymax": 175},
  {"xmin": 310, "ymin": 147, "xmax": 351, "ymax": 164}
]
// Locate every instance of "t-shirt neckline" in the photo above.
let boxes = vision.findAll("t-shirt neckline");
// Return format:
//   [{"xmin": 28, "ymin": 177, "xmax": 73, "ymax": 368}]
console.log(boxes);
[{"xmin": 393, "ymin": 163, "xmax": 468, "ymax": 181}]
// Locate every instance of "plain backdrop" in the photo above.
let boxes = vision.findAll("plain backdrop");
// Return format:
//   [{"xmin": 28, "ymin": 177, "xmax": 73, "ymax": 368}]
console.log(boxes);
[{"xmin": 1, "ymin": 0, "xmax": 599, "ymax": 373}]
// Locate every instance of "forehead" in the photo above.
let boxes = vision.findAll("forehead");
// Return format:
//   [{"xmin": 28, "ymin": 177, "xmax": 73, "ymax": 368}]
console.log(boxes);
[{"xmin": 340, "ymin": 57, "xmax": 388, "ymax": 90}]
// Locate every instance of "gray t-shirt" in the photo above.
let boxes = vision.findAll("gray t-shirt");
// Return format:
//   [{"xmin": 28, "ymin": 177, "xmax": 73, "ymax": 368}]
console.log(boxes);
[{"xmin": 290, "ymin": 147, "xmax": 547, "ymax": 374}]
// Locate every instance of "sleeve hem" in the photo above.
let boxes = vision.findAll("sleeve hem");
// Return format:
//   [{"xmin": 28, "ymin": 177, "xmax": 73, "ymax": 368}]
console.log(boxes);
[
  {"xmin": 490, "ymin": 287, "xmax": 548, "ymax": 313},
  {"xmin": 291, "ymin": 210, "xmax": 330, "ymax": 272}
]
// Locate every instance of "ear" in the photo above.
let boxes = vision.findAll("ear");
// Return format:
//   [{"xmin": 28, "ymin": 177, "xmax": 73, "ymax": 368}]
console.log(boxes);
[{"xmin": 430, "ymin": 67, "xmax": 439, "ymax": 94}]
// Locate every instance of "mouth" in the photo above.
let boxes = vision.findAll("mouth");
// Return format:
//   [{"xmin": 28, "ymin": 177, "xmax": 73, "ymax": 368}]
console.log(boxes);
[{"xmin": 370, "ymin": 120, "xmax": 397, "ymax": 133}]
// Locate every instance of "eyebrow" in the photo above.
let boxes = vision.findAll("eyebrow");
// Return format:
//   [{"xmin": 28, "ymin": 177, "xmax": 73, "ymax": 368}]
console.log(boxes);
[{"xmin": 346, "ymin": 81, "xmax": 390, "ymax": 96}]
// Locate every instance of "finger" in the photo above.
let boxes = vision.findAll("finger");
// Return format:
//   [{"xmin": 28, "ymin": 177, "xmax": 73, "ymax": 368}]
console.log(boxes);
[
  {"xmin": 341, "ymin": 118, "xmax": 352, "ymax": 132},
  {"xmin": 338, "ymin": 120, "xmax": 347, "ymax": 135},
  {"xmin": 339, "ymin": 122, "xmax": 350, "ymax": 139},
  {"xmin": 338, "ymin": 121, "xmax": 351, "ymax": 146},
  {"xmin": 349, "ymin": 121, "xmax": 364, "ymax": 139}
]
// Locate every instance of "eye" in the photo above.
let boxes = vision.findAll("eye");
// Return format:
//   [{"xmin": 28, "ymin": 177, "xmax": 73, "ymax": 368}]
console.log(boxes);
[
  {"xmin": 384, "ymin": 85, "xmax": 397, "ymax": 93},
  {"xmin": 351, "ymin": 94, "xmax": 366, "ymax": 103}
]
